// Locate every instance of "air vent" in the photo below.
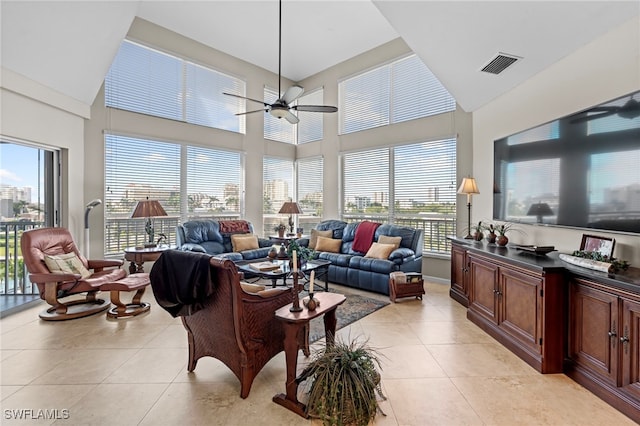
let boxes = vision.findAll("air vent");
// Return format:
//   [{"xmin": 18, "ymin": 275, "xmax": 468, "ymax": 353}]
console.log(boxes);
[{"xmin": 480, "ymin": 53, "xmax": 521, "ymax": 74}]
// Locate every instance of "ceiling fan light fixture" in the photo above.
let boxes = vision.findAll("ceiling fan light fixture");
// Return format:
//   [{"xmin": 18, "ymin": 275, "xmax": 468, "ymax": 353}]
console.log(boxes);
[{"xmin": 271, "ymin": 108, "xmax": 289, "ymax": 119}]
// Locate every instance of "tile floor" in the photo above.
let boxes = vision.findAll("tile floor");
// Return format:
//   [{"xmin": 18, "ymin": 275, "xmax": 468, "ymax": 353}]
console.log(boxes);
[{"xmin": 0, "ymin": 281, "xmax": 635, "ymax": 425}]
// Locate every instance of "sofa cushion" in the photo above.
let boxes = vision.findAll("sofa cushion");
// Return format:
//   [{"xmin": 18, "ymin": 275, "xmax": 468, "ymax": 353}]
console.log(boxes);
[
  {"xmin": 199, "ymin": 241, "xmax": 225, "ymax": 255},
  {"xmin": 183, "ymin": 220, "xmax": 223, "ymax": 244},
  {"xmin": 44, "ymin": 253, "xmax": 92, "ymax": 279},
  {"xmin": 318, "ymin": 251, "xmax": 352, "ymax": 267},
  {"xmin": 378, "ymin": 235, "xmax": 402, "ymax": 249},
  {"xmin": 364, "ymin": 242, "xmax": 396, "ymax": 259},
  {"xmin": 309, "ymin": 229, "xmax": 333, "ymax": 249},
  {"xmin": 375, "ymin": 224, "xmax": 416, "ymax": 249},
  {"xmin": 349, "ymin": 256, "xmax": 396, "ymax": 274},
  {"xmin": 315, "ymin": 219, "xmax": 348, "ymax": 240},
  {"xmin": 231, "ymin": 234, "xmax": 259, "ymax": 252},
  {"xmin": 316, "ymin": 236, "xmax": 342, "ymax": 253}
]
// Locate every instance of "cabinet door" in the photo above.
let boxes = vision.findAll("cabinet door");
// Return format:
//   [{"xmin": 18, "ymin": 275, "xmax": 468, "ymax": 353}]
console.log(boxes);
[
  {"xmin": 450, "ymin": 244, "xmax": 468, "ymax": 306},
  {"xmin": 621, "ymin": 298, "xmax": 640, "ymax": 398},
  {"xmin": 468, "ymin": 254, "xmax": 499, "ymax": 324},
  {"xmin": 499, "ymin": 267, "xmax": 542, "ymax": 355},
  {"xmin": 569, "ymin": 280, "xmax": 618, "ymax": 386}
]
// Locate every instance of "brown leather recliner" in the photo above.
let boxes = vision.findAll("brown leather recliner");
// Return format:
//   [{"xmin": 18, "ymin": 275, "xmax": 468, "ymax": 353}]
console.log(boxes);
[{"xmin": 21, "ymin": 227, "xmax": 151, "ymax": 321}]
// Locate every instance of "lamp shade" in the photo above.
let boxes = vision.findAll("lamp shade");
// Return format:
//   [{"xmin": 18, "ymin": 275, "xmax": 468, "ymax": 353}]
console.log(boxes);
[
  {"xmin": 278, "ymin": 201, "xmax": 303, "ymax": 214},
  {"xmin": 457, "ymin": 177, "xmax": 480, "ymax": 195},
  {"xmin": 131, "ymin": 200, "xmax": 167, "ymax": 218},
  {"xmin": 527, "ymin": 202, "xmax": 553, "ymax": 216}
]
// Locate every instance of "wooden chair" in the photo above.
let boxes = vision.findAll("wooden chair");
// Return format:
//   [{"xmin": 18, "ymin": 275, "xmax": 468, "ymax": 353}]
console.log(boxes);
[
  {"xmin": 153, "ymin": 254, "xmax": 307, "ymax": 398},
  {"xmin": 21, "ymin": 227, "xmax": 151, "ymax": 320}
]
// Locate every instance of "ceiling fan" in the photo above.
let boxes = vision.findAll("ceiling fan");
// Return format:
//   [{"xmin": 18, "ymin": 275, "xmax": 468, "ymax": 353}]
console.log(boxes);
[
  {"xmin": 571, "ymin": 95, "xmax": 640, "ymax": 123},
  {"xmin": 223, "ymin": 0, "xmax": 337, "ymax": 125}
]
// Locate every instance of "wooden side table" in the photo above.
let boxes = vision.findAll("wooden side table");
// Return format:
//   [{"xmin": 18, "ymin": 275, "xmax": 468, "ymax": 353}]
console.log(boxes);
[
  {"xmin": 272, "ymin": 292, "xmax": 346, "ymax": 418},
  {"xmin": 124, "ymin": 245, "xmax": 174, "ymax": 274}
]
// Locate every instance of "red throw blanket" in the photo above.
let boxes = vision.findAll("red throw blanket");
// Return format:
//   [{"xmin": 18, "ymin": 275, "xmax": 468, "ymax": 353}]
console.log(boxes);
[
  {"xmin": 219, "ymin": 220, "xmax": 250, "ymax": 234},
  {"xmin": 352, "ymin": 221, "xmax": 381, "ymax": 253}
]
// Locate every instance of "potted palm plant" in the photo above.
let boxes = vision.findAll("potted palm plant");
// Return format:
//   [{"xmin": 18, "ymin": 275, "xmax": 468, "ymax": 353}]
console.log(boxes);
[{"xmin": 298, "ymin": 337, "xmax": 386, "ymax": 426}]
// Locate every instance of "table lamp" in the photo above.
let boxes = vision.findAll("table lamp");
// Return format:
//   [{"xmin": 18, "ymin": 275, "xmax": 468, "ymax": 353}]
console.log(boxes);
[
  {"xmin": 457, "ymin": 177, "xmax": 480, "ymax": 239},
  {"xmin": 278, "ymin": 201, "xmax": 302, "ymax": 234},
  {"xmin": 527, "ymin": 202, "xmax": 553, "ymax": 224},
  {"xmin": 131, "ymin": 199, "xmax": 167, "ymax": 247}
]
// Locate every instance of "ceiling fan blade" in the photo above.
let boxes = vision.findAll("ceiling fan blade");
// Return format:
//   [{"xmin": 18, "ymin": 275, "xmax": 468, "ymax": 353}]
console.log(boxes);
[
  {"xmin": 281, "ymin": 85, "xmax": 304, "ymax": 105},
  {"xmin": 235, "ymin": 108, "xmax": 268, "ymax": 116},
  {"xmin": 223, "ymin": 92, "xmax": 269, "ymax": 107},
  {"xmin": 292, "ymin": 105, "xmax": 338, "ymax": 113},
  {"xmin": 284, "ymin": 110, "xmax": 300, "ymax": 124}
]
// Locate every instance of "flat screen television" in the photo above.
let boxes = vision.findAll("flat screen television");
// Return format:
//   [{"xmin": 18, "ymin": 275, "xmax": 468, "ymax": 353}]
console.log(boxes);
[{"xmin": 493, "ymin": 90, "xmax": 640, "ymax": 234}]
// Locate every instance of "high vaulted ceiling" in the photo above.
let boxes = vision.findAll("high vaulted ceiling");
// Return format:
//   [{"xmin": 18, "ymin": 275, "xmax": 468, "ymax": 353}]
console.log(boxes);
[{"xmin": 2, "ymin": 1, "xmax": 638, "ymax": 112}]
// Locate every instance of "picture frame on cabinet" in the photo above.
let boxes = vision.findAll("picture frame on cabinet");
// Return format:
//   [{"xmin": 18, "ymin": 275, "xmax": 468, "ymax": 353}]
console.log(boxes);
[{"xmin": 580, "ymin": 234, "xmax": 615, "ymax": 258}]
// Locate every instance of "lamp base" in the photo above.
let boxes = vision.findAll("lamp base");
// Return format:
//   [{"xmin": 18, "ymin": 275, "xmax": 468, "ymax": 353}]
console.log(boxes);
[
  {"xmin": 144, "ymin": 243, "xmax": 157, "ymax": 248},
  {"xmin": 464, "ymin": 234, "xmax": 474, "ymax": 240}
]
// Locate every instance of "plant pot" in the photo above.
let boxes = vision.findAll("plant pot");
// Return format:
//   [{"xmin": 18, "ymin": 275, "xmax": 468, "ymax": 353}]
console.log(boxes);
[
  {"xmin": 486, "ymin": 232, "xmax": 497, "ymax": 244},
  {"xmin": 277, "ymin": 229, "xmax": 285, "ymax": 238},
  {"xmin": 496, "ymin": 235, "xmax": 509, "ymax": 246},
  {"xmin": 473, "ymin": 232, "xmax": 484, "ymax": 241}
]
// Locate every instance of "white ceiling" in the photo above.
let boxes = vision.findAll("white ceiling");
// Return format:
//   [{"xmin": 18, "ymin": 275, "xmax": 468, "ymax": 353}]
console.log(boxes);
[{"xmin": 2, "ymin": 1, "xmax": 638, "ymax": 111}]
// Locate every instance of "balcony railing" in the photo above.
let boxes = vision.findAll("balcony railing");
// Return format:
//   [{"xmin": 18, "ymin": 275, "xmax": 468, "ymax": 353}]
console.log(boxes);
[{"xmin": 1, "ymin": 221, "xmax": 43, "ymax": 295}]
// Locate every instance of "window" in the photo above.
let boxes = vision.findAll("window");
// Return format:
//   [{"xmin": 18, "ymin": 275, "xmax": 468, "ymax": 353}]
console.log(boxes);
[
  {"xmin": 105, "ymin": 40, "xmax": 245, "ymax": 133},
  {"xmin": 341, "ymin": 139, "xmax": 457, "ymax": 254},
  {"xmin": 104, "ymin": 134, "xmax": 242, "ymax": 255},
  {"xmin": 264, "ymin": 87, "xmax": 296, "ymax": 144},
  {"xmin": 297, "ymin": 89, "xmax": 325, "ymax": 144},
  {"xmin": 339, "ymin": 54, "xmax": 455, "ymax": 134},
  {"xmin": 297, "ymin": 157, "xmax": 324, "ymax": 231},
  {"xmin": 263, "ymin": 156, "xmax": 294, "ymax": 235}
]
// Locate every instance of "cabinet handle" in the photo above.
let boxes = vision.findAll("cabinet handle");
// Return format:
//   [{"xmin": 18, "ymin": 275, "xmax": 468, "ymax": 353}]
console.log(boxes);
[
  {"xmin": 620, "ymin": 336, "xmax": 630, "ymax": 343},
  {"xmin": 608, "ymin": 331, "xmax": 617, "ymax": 338}
]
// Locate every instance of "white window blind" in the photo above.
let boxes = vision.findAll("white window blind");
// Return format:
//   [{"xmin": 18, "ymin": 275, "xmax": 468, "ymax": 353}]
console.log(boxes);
[
  {"xmin": 187, "ymin": 146, "xmax": 242, "ymax": 219},
  {"xmin": 264, "ymin": 86, "xmax": 296, "ymax": 144},
  {"xmin": 394, "ymin": 139, "xmax": 457, "ymax": 215},
  {"xmin": 297, "ymin": 89, "xmax": 324, "ymax": 144},
  {"xmin": 339, "ymin": 54, "xmax": 455, "ymax": 134},
  {"xmin": 342, "ymin": 148, "xmax": 389, "ymax": 217},
  {"xmin": 105, "ymin": 40, "xmax": 245, "ymax": 134},
  {"xmin": 297, "ymin": 157, "xmax": 323, "ymax": 231},
  {"xmin": 263, "ymin": 156, "xmax": 294, "ymax": 235}
]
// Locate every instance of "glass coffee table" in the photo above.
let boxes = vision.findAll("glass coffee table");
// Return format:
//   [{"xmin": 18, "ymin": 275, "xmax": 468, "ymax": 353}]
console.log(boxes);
[{"xmin": 235, "ymin": 258, "xmax": 330, "ymax": 291}]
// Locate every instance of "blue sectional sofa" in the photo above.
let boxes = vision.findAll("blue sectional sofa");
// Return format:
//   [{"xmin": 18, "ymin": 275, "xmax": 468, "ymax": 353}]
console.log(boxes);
[
  {"xmin": 299, "ymin": 220, "xmax": 423, "ymax": 295},
  {"xmin": 176, "ymin": 220, "xmax": 272, "ymax": 261}
]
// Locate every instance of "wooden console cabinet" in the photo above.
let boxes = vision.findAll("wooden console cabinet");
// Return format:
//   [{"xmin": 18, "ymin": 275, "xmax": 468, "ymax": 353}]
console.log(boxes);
[
  {"xmin": 449, "ymin": 237, "xmax": 640, "ymax": 422},
  {"xmin": 465, "ymin": 248, "xmax": 565, "ymax": 373},
  {"xmin": 567, "ymin": 277, "xmax": 640, "ymax": 422}
]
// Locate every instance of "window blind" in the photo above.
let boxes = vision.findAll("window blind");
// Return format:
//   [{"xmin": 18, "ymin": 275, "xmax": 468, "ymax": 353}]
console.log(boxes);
[
  {"xmin": 297, "ymin": 157, "xmax": 323, "ymax": 230},
  {"xmin": 297, "ymin": 89, "xmax": 324, "ymax": 144},
  {"xmin": 105, "ymin": 40, "xmax": 245, "ymax": 134},
  {"xmin": 339, "ymin": 54, "xmax": 455, "ymax": 135},
  {"xmin": 342, "ymin": 148, "xmax": 389, "ymax": 216},
  {"xmin": 186, "ymin": 146, "xmax": 242, "ymax": 219},
  {"xmin": 264, "ymin": 86, "xmax": 296, "ymax": 144},
  {"xmin": 263, "ymin": 156, "xmax": 294, "ymax": 235}
]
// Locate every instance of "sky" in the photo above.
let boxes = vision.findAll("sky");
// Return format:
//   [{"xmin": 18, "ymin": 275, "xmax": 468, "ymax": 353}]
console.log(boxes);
[{"xmin": 0, "ymin": 143, "xmax": 44, "ymax": 203}]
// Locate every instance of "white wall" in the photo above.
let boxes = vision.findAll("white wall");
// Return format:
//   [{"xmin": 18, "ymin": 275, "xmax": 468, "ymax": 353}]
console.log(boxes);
[
  {"xmin": 473, "ymin": 16, "xmax": 640, "ymax": 264},
  {"xmin": 1, "ymin": 69, "xmax": 88, "ymax": 240}
]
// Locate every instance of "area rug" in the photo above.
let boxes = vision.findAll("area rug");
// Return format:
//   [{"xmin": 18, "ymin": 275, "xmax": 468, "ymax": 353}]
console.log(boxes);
[{"xmin": 306, "ymin": 292, "xmax": 389, "ymax": 343}]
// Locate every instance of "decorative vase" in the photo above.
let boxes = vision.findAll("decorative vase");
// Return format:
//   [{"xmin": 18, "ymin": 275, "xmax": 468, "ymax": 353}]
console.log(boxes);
[
  {"xmin": 496, "ymin": 235, "xmax": 509, "ymax": 246},
  {"xmin": 278, "ymin": 228, "xmax": 285, "ymax": 238},
  {"xmin": 304, "ymin": 293, "xmax": 318, "ymax": 311},
  {"xmin": 486, "ymin": 232, "xmax": 497, "ymax": 244},
  {"xmin": 278, "ymin": 244, "xmax": 287, "ymax": 258},
  {"xmin": 268, "ymin": 246, "xmax": 278, "ymax": 259},
  {"xmin": 473, "ymin": 232, "xmax": 484, "ymax": 241}
]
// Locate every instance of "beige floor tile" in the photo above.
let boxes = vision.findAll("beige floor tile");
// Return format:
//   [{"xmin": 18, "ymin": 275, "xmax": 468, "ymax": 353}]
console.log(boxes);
[
  {"xmin": 378, "ymin": 344, "xmax": 447, "ymax": 379},
  {"xmin": 426, "ymin": 342, "xmax": 538, "ymax": 377},
  {"xmin": 1, "ymin": 384, "xmax": 95, "ymax": 425},
  {"xmin": 384, "ymin": 377, "xmax": 483, "ymax": 425},
  {"xmin": 410, "ymin": 320, "xmax": 497, "ymax": 345},
  {"xmin": 360, "ymin": 322, "xmax": 422, "ymax": 347},
  {"xmin": 31, "ymin": 348, "xmax": 138, "ymax": 385},
  {"xmin": 1, "ymin": 385, "xmax": 23, "ymax": 401},
  {"xmin": 1, "ymin": 348, "xmax": 21, "ymax": 361},
  {"xmin": 55, "ymin": 383, "xmax": 169, "ymax": 425},
  {"xmin": 142, "ymin": 324, "xmax": 188, "ymax": 348},
  {"xmin": 103, "ymin": 348, "xmax": 186, "ymax": 384},
  {"xmin": 1, "ymin": 349, "xmax": 71, "ymax": 385}
]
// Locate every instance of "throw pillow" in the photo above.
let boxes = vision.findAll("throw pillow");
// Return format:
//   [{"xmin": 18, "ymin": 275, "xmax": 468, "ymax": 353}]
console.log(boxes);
[
  {"xmin": 240, "ymin": 282, "xmax": 266, "ymax": 294},
  {"xmin": 315, "ymin": 236, "xmax": 342, "ymax": 253},
  {"xmin": 309, "ymin": 229, "xmax": 333, "ymax": 249},
  {"xmin": 231, "ymin": 234, "xmax": 259, "ymax": 252},
  {"xmin": 364, "ymin": 242, "xmax": 396, "ymax": 260},
  {"xmin": 378, "ymin": 235, "xmax": 402, "ymax": 250},
  {"xmin": 44, "ymin": 253, "xmax": 92, "ymax": 279}
]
